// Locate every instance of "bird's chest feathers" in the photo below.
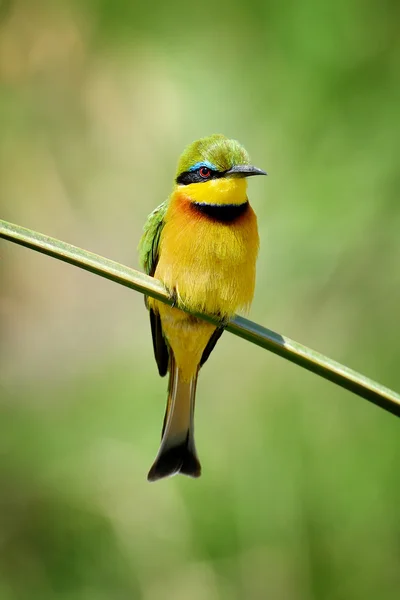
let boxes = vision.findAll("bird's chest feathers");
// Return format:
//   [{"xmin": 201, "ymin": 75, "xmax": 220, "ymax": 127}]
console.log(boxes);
[{"xmin": 154, "ymin": 189, "xmax": 259, "ymax": 315}]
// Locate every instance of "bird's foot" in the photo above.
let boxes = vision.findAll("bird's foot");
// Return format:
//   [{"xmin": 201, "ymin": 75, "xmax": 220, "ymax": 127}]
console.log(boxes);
[
  {"xmin": 169, "ymin": 288, "xmax": 178, "ymax": 308},
  {"xmin": 215, "ymin": 314, "xmax": 230, "ymax": 328}
]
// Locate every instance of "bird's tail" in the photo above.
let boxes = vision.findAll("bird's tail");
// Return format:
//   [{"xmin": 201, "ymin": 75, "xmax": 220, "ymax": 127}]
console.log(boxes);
[{"xmin": 147, "ymin": 356, "xmax": 201, "ymax": 482}]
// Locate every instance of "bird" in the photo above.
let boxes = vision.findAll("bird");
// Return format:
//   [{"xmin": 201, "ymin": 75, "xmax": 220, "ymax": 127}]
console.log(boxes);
[{"xmin": 138, "ymin": 134, "xmax": 266, "ymax": 481}]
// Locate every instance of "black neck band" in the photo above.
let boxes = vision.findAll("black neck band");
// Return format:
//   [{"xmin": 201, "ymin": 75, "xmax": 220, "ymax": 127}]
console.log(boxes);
[{"xmin": 192, "ymin": 201, "xmax": 249, "ymax": 222}]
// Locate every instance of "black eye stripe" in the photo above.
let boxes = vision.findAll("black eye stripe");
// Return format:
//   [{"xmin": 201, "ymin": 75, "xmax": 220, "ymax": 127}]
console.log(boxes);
[{"xmin": 176, "ymin": 168, "xmax": 226, "ymax": 185}]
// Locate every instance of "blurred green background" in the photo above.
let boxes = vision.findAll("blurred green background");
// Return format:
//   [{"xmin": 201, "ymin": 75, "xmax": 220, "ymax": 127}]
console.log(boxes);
[{"xmin": 1, "ymin": 0, "xmax": 400, "ymax": 598}]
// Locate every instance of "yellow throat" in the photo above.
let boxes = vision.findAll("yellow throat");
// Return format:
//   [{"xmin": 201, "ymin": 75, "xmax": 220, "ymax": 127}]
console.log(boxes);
[{"xmin": 177, "ymin": 177, "xmax": 248, "ymax": 206}]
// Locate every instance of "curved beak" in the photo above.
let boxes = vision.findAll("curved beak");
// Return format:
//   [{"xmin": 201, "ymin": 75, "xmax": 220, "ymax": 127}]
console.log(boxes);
[{"xmin": 225, "ymin": 164, "xmax": 267, "ymax": 178}]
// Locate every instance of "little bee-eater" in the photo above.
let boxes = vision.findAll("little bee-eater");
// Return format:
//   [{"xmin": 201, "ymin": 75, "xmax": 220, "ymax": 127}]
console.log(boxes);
[{"xmin": 139, "ymin": 134, "xmax": 266, "ymax": 481}]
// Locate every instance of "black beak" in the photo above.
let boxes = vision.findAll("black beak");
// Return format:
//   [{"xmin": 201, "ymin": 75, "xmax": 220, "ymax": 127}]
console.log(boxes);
[{"xmin": 225, "ymin": 164, "xmax": 267, "ymax": 178}]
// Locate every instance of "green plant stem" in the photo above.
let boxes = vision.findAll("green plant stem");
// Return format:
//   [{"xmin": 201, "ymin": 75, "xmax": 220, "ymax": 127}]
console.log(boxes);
[{"xmin": 1, "ymin": 218, "xmax": 400, "ymax": 417}]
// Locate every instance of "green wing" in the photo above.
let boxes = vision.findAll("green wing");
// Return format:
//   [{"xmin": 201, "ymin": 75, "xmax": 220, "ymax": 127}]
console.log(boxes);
[
  {"xmin": 138, "ymin": 200, "xmax": 169, "ymax": 377},
  {"xmin": 138, "ymin": 199, "xmax": 168, "ymax": 276}
]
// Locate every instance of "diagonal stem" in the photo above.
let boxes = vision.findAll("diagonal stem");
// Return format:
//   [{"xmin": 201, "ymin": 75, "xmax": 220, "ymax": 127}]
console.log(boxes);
[{"xmin": 1, "ymin": 218, "xmax": 400, "ymax": 417}]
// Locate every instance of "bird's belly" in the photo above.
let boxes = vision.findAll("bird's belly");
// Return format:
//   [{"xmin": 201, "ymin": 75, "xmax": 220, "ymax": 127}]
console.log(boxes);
[
  {"xmin": 153, "ymin": 205, "xmax": 259, "ymax": 316},
  {"xmin": 155, "ymin": 305, "xmax": 216, "ymax": 380}
]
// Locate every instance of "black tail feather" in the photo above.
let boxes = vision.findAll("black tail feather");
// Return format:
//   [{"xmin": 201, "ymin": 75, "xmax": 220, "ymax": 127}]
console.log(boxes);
[{"xmin": 147, "ymin": 433, "xmax": 201, "ymax": 482}]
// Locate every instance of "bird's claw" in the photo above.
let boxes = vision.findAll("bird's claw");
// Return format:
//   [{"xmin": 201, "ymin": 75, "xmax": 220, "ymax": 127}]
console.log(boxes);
[
  {"xmin": 219, "ymin": 316, "xmax": 230, "ymax": 328},
  {"xmin": 212, "ymin": 313, "xmax": 230, "ymax": 328},
  {"xmin": 169, "ymin": 288, "xmax": 178, "ymax": 308}
]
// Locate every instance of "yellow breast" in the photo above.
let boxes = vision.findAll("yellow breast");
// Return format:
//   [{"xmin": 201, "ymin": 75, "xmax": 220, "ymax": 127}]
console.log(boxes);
[{"xmin": 152, "ymin": 187, "xmax": 259, "ymax": 317}]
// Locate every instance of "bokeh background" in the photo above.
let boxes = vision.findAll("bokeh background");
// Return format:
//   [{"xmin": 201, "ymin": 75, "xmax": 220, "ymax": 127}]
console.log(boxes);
[{"xmin": 1, "ymin": 0, "xmax": 400, "ymax": 598}]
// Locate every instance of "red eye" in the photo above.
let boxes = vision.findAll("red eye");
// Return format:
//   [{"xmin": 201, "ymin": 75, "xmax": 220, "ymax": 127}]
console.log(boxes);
[{"xmin": 199, "ymin": 166, "xmax": 210, "ymax": 178}]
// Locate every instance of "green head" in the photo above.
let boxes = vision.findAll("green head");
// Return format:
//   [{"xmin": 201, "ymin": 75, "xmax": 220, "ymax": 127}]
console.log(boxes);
[{"xmin": 175, "ymin": 134, "xmax": 266, "ymax": 185}]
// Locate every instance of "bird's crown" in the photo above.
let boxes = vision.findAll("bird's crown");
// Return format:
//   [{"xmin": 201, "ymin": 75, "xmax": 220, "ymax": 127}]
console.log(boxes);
[{"xmin": 176, "ymin": 134, "xmax": 250, "ymax": 176}]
